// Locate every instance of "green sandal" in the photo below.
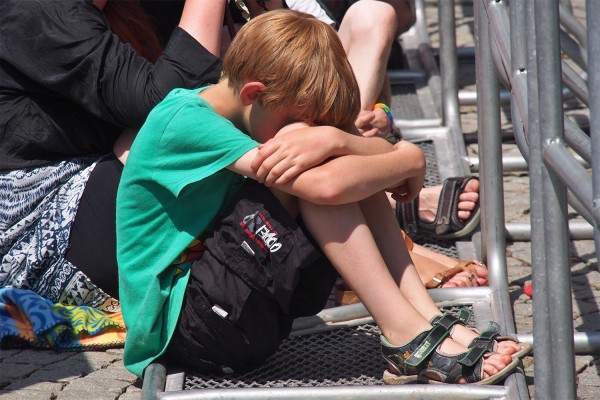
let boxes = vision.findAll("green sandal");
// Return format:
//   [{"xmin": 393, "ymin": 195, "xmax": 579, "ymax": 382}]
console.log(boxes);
[
  {"xmin": 431, "ymin": 308, "xmax": 532, "ymax": 361},
  {"xmin": 381, "ymin": 322, "xmax": 519, "ymax": 385}
]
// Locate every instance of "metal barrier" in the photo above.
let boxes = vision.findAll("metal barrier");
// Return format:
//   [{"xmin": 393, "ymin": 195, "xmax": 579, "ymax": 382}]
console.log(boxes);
[{"xmin": 475, "ymin": 1, "xmax": 600, "ymax": 399}]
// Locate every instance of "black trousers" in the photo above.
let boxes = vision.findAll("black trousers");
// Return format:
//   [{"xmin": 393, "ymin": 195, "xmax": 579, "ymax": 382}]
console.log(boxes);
[{"xmin": 65, "ymin": 154, "xmax": 122, "ymax": 298}]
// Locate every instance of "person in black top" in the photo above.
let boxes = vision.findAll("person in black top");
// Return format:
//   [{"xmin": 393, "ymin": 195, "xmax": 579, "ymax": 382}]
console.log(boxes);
[{"xmin": 0, "ymin": 0, "xmax": 224, "ymax": 310}]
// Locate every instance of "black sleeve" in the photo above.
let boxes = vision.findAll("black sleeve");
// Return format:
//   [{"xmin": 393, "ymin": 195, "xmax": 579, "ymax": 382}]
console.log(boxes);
[{"xmin": 0, "ymin": 0, "xmax": 222, "ymax": 129}]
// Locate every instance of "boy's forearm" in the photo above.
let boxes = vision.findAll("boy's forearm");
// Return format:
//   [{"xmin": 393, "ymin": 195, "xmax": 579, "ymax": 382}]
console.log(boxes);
[
  {"xmin": 276, "ymin": 141, "xmax": 426, "ymax": 205},
  {"xmin": 322, "ymin": 126, "xmax": 394, "ymax": 158}
]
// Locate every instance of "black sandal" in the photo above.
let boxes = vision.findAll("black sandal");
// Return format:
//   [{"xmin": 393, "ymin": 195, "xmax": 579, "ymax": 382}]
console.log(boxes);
[
  {"xmin": 396, "ymin": 176, "xmax": 481, "ymax": 239},
  {"xmin": 381, "ymin": 319, "xmax": 520, "ymax": 385}
]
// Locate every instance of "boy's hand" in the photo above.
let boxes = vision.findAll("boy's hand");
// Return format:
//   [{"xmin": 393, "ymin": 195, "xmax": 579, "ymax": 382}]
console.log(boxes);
[{"xmin": 251, "ymin": 125, "xmax": 334, "ymax": 186}]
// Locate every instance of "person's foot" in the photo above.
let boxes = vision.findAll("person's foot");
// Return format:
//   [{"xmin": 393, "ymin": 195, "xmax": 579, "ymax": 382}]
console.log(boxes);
[
  {"xmin": 449, "ymin": 323, "xmax": 523, "ymax": 357},
  {"xmin": 409, "ymin": 242, "xmax": 488, "ymax": 288},
  {"xmin": 436, "ymin": 337, "xmax": 514, "ymax": 382},
  {"xmin": 381, "ymin": 329, "xmax": 517, "ymax": 384},
  {"xmin": 418, "ymin": 177, "xmax": 479, "ymax": 223}
]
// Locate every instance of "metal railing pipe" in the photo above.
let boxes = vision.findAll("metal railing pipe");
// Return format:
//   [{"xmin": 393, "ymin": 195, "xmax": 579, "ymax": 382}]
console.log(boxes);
[
  {"xmin": 560, "ymin": 28, "xmax": 588, "ymax": 70},
  {"xmin": 535, "ymin": 0, "xmax": 577, "ymax": 398},
  {"xmin": 524, "ymin": 1, "xmax": 552, "ymax": 398},
  {"xmin": 475, "ymin": 14, "xmax": 529, "ymax": 400},
  {"xmin": 477, "ymin": 0, "xmax": 517, "ymax": 333},
  {"xmin": 544, "ymin": 141, "xmax": 593, "ymax": 217},
  {"xmin": 587, "ymin": 0, "xmax": 600, "ymax": 252},
  {"xmin": 158, "ymin": 385, "xmax": 509, "ymax": 400},
  {"xmin": 505, "ymin": 221, "xmax": 594, "ymax": 242},
  {"xmin": 438, "ymin": 0, "xmax": 469, "ymax": 171},
  {"xmin": 559, "ymin": 1, "xmax": 587, "ymax": 48},
  {"xmin": 561, "ymin": 59, "xmax": 589, "ymax": 106}
]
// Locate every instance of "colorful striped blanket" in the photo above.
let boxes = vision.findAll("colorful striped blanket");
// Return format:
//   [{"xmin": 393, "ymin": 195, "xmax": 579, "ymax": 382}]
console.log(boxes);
[{"xmin": 0, "ymin": 287, "xmax": 125, "ymax": 350}]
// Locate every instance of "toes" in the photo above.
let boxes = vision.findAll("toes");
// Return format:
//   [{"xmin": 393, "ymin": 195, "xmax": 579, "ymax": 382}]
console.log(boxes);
[
  {"xmin": 474, "ymin": 264, "xmax": 489, "ymax": 285},
  {"xmin": 442, "ymin": 271, "xmax": 477, "ymax": 288},
  {"xmin": 458, "ymin": 191, "xmax": 479, "ymax": 204},
  {"xmin": 464, "ymin": 178, "xmax": 480, "ymax": 194},
  {"xmin": 483, "ymin": 353, "xmax": 512, "ymax": 376},
  {"xmin": 496, "ymin": 340, "xmax": 521, "ymax": 356},
  {"xmin": 457, "ymin": 210, "xmax": 472, "ymax": 220}
]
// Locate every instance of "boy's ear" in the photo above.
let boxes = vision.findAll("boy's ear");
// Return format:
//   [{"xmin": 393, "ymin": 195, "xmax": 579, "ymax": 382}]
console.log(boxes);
[{"xmin": 239, "ymin": 82, "xmax": 266, "ymax": 106}]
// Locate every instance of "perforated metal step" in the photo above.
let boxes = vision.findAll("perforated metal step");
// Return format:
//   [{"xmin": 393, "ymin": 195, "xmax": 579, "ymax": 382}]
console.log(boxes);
[{"xmin": 182, "ymin": 305, "xmax": 476, "ymax": 391}]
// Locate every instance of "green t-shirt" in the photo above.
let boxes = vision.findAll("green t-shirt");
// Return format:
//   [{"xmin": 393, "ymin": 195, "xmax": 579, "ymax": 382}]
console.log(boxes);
[{"xmin": 116, "ymin": 87, "xmax": 258, "ymax": 377}]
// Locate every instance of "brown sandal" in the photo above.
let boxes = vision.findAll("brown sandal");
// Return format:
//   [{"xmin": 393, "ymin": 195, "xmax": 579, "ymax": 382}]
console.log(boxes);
[{"xmin": 424, "ymin": 260, "xmax": 487, "ymax": 289}]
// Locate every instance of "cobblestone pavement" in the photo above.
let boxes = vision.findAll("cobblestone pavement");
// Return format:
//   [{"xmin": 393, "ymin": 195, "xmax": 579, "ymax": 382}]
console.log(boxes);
[{"xmin": 1, "ymin": 1, "xmax": 598, "ymax": 399}]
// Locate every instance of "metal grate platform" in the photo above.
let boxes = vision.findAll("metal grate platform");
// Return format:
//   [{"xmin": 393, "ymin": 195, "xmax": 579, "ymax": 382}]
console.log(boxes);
[
  {"xmin": 182, "ymin": 305, "xmax": 475, "ymax": 391},
  {"xmin": 391, "ymin": 83, "xmax": 426, "ymax": 120}
]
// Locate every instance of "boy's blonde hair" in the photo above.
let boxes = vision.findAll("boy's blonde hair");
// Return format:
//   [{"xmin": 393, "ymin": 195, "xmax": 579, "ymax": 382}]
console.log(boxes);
[{"xmin": 222, "ymin": 9, "xmax": 360, "ymax": 129}]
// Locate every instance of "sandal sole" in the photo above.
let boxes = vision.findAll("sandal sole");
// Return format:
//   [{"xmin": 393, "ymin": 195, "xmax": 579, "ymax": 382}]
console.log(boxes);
[
  {"xmin": 382, "ymin": 369, "xmax": 419, "ymax": 385},
  {"xmin": 435, "ymin": 207, "xmax": 481, "ymax": 240},
  {"xmin": 382, "ymin": 356, "xmax": 521, "ymax": 385}
]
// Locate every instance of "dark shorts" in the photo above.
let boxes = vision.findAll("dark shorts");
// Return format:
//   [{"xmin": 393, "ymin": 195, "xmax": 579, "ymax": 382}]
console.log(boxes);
[{"xmin": 165, "ymin": 180, "xmax": 337, "ymax": 374}]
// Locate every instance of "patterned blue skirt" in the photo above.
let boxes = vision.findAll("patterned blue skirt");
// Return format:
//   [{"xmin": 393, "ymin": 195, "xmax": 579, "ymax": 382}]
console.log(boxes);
[{"xmin": 0, "ymin": 158, "xmax": 119, "ymax": 312}]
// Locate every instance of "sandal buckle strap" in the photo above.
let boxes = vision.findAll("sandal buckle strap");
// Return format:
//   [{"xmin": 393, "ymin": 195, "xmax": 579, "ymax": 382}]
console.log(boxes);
[
  {"xmin": 405, "ymin": 324, "xmax": 449, "ymax": 367},
  {"xmin": 458, "ymin": 345, "xmax": 487, "ymax": 367},
  {"xmin": 430, "ymin": 307, "xmax": 473, "ymax": 331},
  {"xmin": 470, "ymin": 321, "xmax": 501, "ymax": 349}
]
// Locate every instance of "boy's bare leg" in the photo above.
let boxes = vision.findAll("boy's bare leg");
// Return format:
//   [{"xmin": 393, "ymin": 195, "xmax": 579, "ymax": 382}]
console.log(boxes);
[
  {"xmin": 358, "ymin": 191, "xmax": 521, "ymax": 356},
  {"xmin": 297, "ymin": 199, "xmax": 514, "ymax": 378}
]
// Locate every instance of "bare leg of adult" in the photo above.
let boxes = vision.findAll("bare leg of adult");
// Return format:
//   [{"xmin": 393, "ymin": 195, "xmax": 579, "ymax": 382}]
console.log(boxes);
[{"xmin": 338, "ymin": 1, "xmax": 397, "ymax": 137}]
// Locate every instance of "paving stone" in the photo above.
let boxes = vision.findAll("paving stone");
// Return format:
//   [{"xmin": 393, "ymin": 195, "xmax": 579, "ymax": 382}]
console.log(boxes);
[
  {"xmin": 6, "ymin": 350, "xmax": 71, "ymax": 366},
  {"xmin": 104, "ymin": 348, "xmax": 125, "ymax": 356},
  {"xmin": 84, "ymin": 367, "xmax": 138, "ymax": 383},
  {"xmin": 66, "ymin": 351, "xmax": 122, "ymax": 370},
  {"xmin": 575, "ymin": 356, "xmax": 597, "ymax": 372},
  {"xmin": 3, "ymin": 379, "xmax": 64, "ymax": 394},
  {"xmin": 0, "ymin": 362, "xmax": 39, "ymax": 381},
  {"xmin": 0, "ymin": 389, "xmax": 54, "ymax": 400},
  {"xmin": 577, "ymin": 369, "xmax": 600, "ymax": 387},
  {"xmin": 60, "ymin": 377, "xmax": 127, "ymax": 395},
  {"xmin": 56, "ymin": 391, "xmax": 120, "ymax": 400},
  {"xmin": 513, "ymin": 302, "xmax": 533, "ymax": 318},
  {"xmin": 0, "ymin": 350, "xmax": 23, "ymax": 362},
  {"xmin": 124, "ymin": 383, "xmax": 142, "ymax": 393},
  {"xmin": 27, "ymin": 366, "xmax": 84, "ymax": 383},
  {"xmin": 117, "ymin": 393, "xmax": 141, "ymax": 400}
]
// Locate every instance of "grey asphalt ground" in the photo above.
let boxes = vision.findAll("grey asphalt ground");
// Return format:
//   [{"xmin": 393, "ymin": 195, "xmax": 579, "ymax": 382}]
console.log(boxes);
[{"xmin": 1, "ymin": 1, "xmax": 598, "ymax": 399}]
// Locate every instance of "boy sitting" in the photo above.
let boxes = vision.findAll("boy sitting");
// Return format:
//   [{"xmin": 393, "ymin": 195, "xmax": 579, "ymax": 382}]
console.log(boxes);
[{"xmin": 117, "ymin": 9, "xmax": 526, "ymax": 384}]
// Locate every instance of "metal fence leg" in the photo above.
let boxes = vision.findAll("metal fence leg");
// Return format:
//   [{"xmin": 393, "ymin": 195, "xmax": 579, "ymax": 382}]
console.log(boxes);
[{"xmin": 534, "ymin": 1, "xmax": 577, "ymax": 399}]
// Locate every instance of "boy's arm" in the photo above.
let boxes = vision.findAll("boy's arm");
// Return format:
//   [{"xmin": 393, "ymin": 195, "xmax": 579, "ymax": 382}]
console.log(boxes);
[
  {"xmin": 228, "ymin": 140, "xmax": 426, "ymax": 205},
  {"xmin": 251, "ymin": 125, "xmax": 395, "ymax": 185}
]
